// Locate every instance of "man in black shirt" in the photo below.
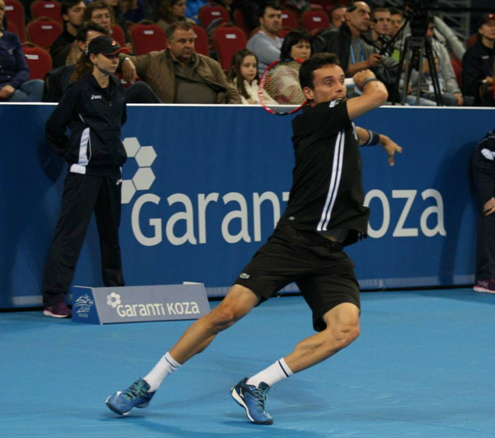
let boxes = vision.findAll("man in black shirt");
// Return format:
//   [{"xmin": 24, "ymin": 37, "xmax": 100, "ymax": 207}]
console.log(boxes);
[
  {"xmin": 50, "ymin": 0, "xmax": 86, "ymax": 68},
  {"xmin": 106, "ymin": 53, "xmax": 402, "ymax": 425}
]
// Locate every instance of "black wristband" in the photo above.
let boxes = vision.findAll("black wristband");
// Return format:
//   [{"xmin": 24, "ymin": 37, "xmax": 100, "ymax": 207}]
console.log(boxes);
[
  {"xmin": 360, "ymin": 77, "xmax": 380, "ymax": 90},
  {"xmin": 363, "ymin": 130, "xmax": 381, "ymax": 146}
]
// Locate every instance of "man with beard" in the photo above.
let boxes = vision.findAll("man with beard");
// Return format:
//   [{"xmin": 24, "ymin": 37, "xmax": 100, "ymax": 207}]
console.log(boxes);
[{"xmin": 246, "ymin": 1, "xmax": 283, "ymax": 76}]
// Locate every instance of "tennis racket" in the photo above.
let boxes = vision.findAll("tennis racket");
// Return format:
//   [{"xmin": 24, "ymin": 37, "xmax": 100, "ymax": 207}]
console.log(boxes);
[{"xmin": 259, "ymin": 58, "xmax": 307, "ymax": 116}]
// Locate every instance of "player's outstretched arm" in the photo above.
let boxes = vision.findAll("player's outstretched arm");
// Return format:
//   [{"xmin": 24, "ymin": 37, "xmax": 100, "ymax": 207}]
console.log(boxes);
[
  {"xmin": 346, "ymin": 70, "xmax": 388, "ymax": 120},
  {"xmin": 356, "ymin": 127, "xmax": 403, "ymax": 167}
]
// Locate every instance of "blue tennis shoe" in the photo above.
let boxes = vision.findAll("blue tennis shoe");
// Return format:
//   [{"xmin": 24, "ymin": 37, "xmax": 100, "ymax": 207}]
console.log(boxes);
[
  {"xmin": 231, "ymin": 378, "xmax": 273, "ymax": 425},
  {"xmin": 106, "ymin": 377, "xmax": 155, "ymax": 416}
]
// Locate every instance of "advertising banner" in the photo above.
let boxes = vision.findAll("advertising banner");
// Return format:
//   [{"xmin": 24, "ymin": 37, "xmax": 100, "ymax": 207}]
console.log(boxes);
[
  {"xmin": 1, "ymin": 104, "xmax": 493, "ymax": 308},
  {"xmin": 72, "ymin": 283, "xmax": 210, "ymax": 324}
]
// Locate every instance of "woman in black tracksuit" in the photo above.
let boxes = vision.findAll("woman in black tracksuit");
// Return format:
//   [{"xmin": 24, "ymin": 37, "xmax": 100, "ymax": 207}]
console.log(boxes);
[{"xmin": 42, "ymin": 36, "xmax": 129, "ymax": 318}]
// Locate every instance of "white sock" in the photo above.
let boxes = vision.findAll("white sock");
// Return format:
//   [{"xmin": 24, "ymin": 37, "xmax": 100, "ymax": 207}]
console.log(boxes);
[
  {"xmin": 246, "ymin": 358, "xmax": 294, "ymax": 388},
  {"xmin": 143, "ymin": 352, "xmax": 181, "ymax": 392}
]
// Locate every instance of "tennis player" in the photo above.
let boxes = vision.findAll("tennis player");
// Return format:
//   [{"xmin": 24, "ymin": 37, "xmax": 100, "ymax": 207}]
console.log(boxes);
[{"xmin": 106, "ymin": 52, "xmax": 403, "ymax": 425}]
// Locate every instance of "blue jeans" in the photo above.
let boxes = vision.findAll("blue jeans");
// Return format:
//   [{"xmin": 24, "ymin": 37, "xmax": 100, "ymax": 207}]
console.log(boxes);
[
  {"xmin": 405, "ymin": 95, "xmax": 437, "ymax": 106},
  {"xmin": 1, "ymin": 80, "xmax": 45, "ymax": 102},
  {"xmin": 421, "ymin": 91, "xmax": 460, "ymax": 106}
]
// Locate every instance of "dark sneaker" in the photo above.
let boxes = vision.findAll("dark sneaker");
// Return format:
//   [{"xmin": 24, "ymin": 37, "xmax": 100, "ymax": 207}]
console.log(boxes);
[
  {"xmin": 43, "ymin": 302, "xmax": 72, "ymax": 318},
  {"xmin": 106, "ymin": 378, "xmax": 155, "ymax": 416},
  {"xmin": 231, "ymin": 378, "xmax": 273, "ymax": 425},
  {"xmin": 473, "ymin": 279, "xmax": 495, "ymax": 294}
]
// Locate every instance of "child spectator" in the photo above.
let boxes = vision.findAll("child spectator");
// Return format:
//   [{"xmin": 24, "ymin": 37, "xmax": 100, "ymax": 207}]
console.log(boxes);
[{"xmin": 227, "ymin": 49, "xmax": 260, "ymax": 104}]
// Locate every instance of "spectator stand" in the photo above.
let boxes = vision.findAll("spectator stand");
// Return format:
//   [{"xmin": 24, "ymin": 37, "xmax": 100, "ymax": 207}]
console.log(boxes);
[
  {"xmin": 281, "ymin": 8, "xmax": 297, "ymax": 30},
  {"xmin": 193, "ymin": 24, "xmax": 209, "ymax": 57},
  {"xmin": 26, "ymin": 17, "xmax": 63, "ymax": 49},
  {"xmin": 22, "ymin": 42, "xmax": 53, "ymax": 80},
  {"xmin": 4, "ymin": 0, "xmax": 26, "ymax": 42},
  {"xmin": 130, "ymin": 21, "xmax": 166, "ymax": 55},
  {"xmin": 30, "ymin": 0, "xmax": 63, "ymax": 25},
  {"xmin": 110, "ymin": 23, "xmax": 126, "ymax": 47},
  {"xmin": 212, "ymin": 23, "xmax": 246, "ymax": 71},
  {"xmin": 198, "ymin": 2, "xmax": 230, "ymax": 34},
  {"xmin": 302, "ymin": 7, "xmax": 329, "ymax": 33},
  {"xmin": 233, "ymin": 7, "xmax": 250, "ymax": 38}
]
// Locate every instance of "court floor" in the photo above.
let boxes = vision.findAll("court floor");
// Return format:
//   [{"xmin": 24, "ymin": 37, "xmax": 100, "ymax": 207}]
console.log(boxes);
[{"xmin": 1, "ymin": 288, "xmax": 494, "ymax": 438}]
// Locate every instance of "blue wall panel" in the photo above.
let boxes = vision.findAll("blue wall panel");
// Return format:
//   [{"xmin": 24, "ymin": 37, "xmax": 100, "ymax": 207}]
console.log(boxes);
[{"xmin": 1, "ymin": 104, "xmax": 493, "ymax": 308}]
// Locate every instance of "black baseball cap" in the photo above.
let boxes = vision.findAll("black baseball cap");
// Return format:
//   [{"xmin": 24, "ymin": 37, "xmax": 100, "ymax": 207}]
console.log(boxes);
[
  {"xmin": 478, "ymin": 13, "xmax": 495, "ymax": 29},
  {"xmin": 88, "ymin": 36, "xmax": 129, "ymax": 56}
]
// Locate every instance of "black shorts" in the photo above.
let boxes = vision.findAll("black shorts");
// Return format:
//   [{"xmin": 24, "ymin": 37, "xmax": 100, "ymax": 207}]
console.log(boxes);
[{"xmin": 233, "ymin": 224, "xmax": 360, "ymax": 332}]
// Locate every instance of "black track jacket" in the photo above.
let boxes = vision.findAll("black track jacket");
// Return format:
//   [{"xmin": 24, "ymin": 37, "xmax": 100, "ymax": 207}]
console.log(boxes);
[{"xmin": 46, "ymin": 73, "xmax": 127, "ymax": 176}]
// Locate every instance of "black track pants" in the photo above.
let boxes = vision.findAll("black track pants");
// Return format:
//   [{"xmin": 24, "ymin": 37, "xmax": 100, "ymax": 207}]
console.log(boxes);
[{"xmin": 43, "ymin": 172, "xmax": 125, "ymax": 307}]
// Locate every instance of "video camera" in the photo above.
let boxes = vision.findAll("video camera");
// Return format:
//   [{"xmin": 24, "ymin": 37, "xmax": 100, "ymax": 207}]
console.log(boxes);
[{"xmin": 404, "ymin": 0, "xmax": 438, "ymax": 37}]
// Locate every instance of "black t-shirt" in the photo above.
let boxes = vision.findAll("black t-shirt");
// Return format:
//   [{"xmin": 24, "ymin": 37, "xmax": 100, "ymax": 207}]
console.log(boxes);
[{"xmin": 279, "ymin": 99, "xmax": 370, "ymax": 246}]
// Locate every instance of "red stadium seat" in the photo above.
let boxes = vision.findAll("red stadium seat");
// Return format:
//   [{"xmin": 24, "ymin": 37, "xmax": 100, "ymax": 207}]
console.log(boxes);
[
  {"xmin": 4, "ymin": 0, "xmax": 26, "ymax": 42},
  {"xmin": 22, "ymin": 43, "xmax": 53, "ymax": 80},
  {"xmin": 30, "ymin": 0, "xmax": 63, "ymax": 25},
  {"xmin": 212, "ymin": 24, "xmax": 247, "ymax": 70},
  {"xmin": 302, "ymin": 9, "xmax": 329, "ymax": 33},
  {"xmin": 193, "ymin": 24, "xmax": 209, "ymax": 57},
  {"xmin": 6, "ymin": 19, "xmax": 19, "ymax": 34},
  {"xmin": 233, "ymin": 8, "xmax": 250, "ymax": 38},
  {"xmin": 26, "ymin": 17, "xmax": 63, "ymax": 49},
  {"xmin": 130, "ymin": 22, "xmax": 166, "ymax": 55},
  {"xmin": 198, "ymin": 3, "xmax": 230, "ymax": 33},
  {"xmin": 281, "ymin": 9, "xmax": 298, "ymax": 29},
  {"xmin": 110, "ymin": 24, "xmax": 126, "ymax": 47}
]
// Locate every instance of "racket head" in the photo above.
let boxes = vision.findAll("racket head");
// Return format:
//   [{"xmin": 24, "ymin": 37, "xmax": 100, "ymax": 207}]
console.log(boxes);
[{"xmin": 258, "ymin": 58, "xmax": 307, "ymax": 116}]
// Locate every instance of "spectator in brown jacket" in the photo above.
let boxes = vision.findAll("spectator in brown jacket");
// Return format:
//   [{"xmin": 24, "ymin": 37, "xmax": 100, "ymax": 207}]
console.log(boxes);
[{"xmin": 121, "ymin": 21, "xmax": 241, "ymax": 103}]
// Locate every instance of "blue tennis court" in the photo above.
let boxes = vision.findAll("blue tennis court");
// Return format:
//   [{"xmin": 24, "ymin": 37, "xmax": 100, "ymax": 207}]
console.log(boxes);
[{"xmin": 1, "ymin": 288, "xmax": 494, "ymax": 438}]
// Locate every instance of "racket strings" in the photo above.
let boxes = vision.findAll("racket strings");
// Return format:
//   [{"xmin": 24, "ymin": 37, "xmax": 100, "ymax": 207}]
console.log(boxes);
[{"xmin": 259, "ymin": 60, "xmax": 306, "ymax": 115}]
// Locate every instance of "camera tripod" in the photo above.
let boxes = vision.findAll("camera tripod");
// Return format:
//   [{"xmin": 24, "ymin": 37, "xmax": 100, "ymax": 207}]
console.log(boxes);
[
  {"xmin": 396, "ymin": 35, "xmax": 444, "ymax": 106},
  {"xmin": 379, "ymin": 10, "xmax": 444, "ymax": 106}
]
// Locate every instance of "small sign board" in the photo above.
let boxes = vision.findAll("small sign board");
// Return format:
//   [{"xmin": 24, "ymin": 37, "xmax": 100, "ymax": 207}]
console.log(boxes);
[{"xmin": 71, "ymin": 283, "xmax": 210, "ymax": 325}]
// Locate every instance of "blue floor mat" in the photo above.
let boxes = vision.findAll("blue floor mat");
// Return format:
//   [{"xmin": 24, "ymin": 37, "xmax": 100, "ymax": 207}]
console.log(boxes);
[{"xmin": 1, "ymin": 289, "xmax": 494, "ymax": 438}]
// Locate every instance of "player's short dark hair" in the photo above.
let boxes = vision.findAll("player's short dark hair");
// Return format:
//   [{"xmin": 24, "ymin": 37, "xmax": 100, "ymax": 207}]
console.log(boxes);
[
  {"xmin": 258, "ymin": 1, "xmax": 282, "ymax": 18},
  {"xmin": 61, "ymin": 0, "xmax": 83, "ymax": 17},
  {"xmin": 76, "ymin": 21, "xmax": 108, "ymax": 42},
  {"xmin": 299, "ymin": 53, "xmax": 340, "ymax": 90}
]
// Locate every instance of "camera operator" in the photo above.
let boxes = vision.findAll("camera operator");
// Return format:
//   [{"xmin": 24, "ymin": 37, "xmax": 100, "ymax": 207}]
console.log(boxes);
[
  {"xmin": 318, "ymin": 1, "xmax": 399, "ymax": 99},
  {"xmin": 408, "ymin": 17, "xmax": 463, "ymax": 106},
  {"xmin": 401, "ymin": 0, "xmax": 465, "ymax": 60},
  {"xmin": 367, "ymin": 7, "xmax": 392, "ymax": 53}
]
